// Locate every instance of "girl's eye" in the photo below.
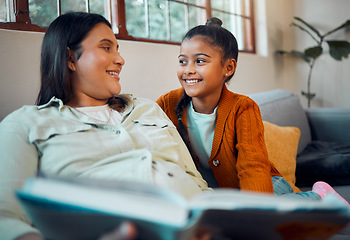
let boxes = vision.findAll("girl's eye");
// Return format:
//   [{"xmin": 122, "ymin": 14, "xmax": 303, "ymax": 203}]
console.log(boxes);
[
  {"xmin": 102, "ymin": 46, "xmax": 111, "ymax": 51},
  {"xmin": 179, "ymin": 59, "xmax": 187, "ymax": 65},
  {"xmin": 196, "ymin": 59, "xmax": 205, "ymax": 64}
]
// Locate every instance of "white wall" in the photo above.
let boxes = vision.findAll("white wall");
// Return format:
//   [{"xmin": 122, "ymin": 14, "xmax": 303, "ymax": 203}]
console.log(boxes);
[
  {"xmin": 0, "ymin": 30, "xmax": 42, "ymax": 120},
  {"xmin": 0, "ymin": 0, "xmax": 348, "ymax": 121},
  {"xmin": 229, "ymin": 0, "xmax": 296, "ymax": 95}
]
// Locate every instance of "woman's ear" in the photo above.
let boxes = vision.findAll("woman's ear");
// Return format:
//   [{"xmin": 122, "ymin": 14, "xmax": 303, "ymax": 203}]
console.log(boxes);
[
  {"xmin": 225, "ymin": 58, "xmax": 237, "ymax": 76},
  {"xmin": 67, "ymin": 47, "xmax": 76, "ymax": 72}
]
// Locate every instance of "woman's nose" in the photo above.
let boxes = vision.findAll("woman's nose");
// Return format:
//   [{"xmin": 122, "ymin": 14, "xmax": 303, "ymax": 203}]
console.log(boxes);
[{"xmin": 114, "ymin": 52, "xmax": 125, "ymax": 66}]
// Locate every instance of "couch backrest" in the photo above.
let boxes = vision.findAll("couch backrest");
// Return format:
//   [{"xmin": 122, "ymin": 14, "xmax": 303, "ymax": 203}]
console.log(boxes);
[{"xmin": 248, "ymin": 89, "xmax": 311, "ymax": 154}]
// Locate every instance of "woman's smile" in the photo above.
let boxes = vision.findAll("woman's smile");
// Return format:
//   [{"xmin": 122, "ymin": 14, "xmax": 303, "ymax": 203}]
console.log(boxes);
[{"xmin": 106, "ymin": 70, "xmax": 121, "ymax": 80}]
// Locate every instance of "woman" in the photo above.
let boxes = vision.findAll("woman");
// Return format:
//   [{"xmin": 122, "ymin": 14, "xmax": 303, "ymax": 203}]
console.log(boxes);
[{"xmin": 0, "ymin": 12, "xmax": 209, "ymax": 240}]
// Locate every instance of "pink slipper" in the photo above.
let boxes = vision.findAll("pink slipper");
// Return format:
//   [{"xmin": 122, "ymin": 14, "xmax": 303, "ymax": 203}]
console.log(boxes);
[{"xmin": 312, "ymin": 181, "xmax": 350, "ymax": 207}]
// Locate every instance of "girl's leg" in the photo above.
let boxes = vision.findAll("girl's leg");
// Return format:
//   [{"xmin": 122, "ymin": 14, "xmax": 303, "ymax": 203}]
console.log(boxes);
[
  {"xmin": 272, "ymin": 176, "xmax": 321, "ymax": 200},
  {"xmin": 312, "ymin": 181, "xmax": 350, "ymax": 206},
  {"xmin": 272, "ymin": 176, "xmax": 350, "ymax": 206}
]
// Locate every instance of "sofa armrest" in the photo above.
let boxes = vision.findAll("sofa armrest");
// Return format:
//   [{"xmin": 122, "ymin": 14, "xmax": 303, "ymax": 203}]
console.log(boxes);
[{"xmin": 305, "ymin": 108, "xmax": 350, "ymax": 142}]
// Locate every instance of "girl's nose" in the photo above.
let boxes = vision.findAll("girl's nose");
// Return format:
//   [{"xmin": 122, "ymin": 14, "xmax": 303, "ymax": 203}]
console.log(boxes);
[{"xmin": 184, "ymin": 63, "xmax": 195, "ymax": 75}]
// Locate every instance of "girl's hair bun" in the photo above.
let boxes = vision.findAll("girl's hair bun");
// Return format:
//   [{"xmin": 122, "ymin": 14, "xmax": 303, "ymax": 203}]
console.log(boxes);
[{"xmin": 205, "ymin": 17, "xmax": 222, "ymax": 27}]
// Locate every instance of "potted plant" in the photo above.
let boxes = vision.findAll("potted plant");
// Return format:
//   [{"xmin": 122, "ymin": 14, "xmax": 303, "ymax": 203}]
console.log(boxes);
[{"xmin": 278, "ymin": 17, "xmax": 350, "ymax": 107}]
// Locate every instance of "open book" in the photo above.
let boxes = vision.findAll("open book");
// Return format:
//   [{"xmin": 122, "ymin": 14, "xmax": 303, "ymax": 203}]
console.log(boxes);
[{"xmin": 16, "ymin": 175, "xmax": 350, "ymax": 240}]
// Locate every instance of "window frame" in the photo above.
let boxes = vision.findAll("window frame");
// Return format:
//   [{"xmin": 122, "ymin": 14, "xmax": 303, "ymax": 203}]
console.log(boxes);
[{"xmin": 0, "ymin": 0, "xmax": 256, "ymax": 53}]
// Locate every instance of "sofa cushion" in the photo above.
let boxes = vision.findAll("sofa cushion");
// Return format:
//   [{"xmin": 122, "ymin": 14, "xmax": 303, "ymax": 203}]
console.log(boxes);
[
  {"xmin": 263, "ymin": 121, "xmax": 301, "ymax": 193},
  {"xmin": 305, "ymin": 108, "xmax": 350, "ymax": 142},
  {"xmin": 296, "ymin": 141, "xmax": 350, "ymax": 187},
  {"xmin": 248, "ymin": 89, "xmax": 311, "ymax": 154}
]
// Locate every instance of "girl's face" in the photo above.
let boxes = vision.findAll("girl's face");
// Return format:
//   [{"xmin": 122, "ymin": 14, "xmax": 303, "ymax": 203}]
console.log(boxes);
[
  {"xmin": 67, "ymin": 23, "xmax": 125, "ymax": 107},
  {"xmin": 177, "ymin": 36, "xmax": 236, "ymax": 105}
]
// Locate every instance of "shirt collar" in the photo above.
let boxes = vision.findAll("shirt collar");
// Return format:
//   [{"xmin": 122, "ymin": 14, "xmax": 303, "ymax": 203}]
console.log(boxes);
[
  {"xmin": 37, "ymin": 97, "xmax": 65, "ymax": 110},
  {"xmin": 37, "ymin": 95, "xmax": 135, "ymax": 119}
]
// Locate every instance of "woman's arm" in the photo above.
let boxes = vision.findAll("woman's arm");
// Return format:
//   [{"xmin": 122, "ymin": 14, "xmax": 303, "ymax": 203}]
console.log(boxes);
[
  {"xmin": 0, "ymin": 111, "xmax": 40, "ymax": 239},
  {"xmin": 155, "ymin": 103, "xmax": 210, "ymax": 191}
]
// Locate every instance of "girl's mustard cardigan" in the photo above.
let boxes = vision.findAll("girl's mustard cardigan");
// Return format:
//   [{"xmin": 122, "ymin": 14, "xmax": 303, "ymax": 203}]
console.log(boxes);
[{"xmin": 157, "ymin": 85, "xmax": 281, "ymax": 193}]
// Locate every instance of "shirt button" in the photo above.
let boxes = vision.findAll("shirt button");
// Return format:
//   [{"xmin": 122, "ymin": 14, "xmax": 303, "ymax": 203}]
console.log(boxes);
[
  {"xmin": 168, "ymin": 172, "xmax": 174, "ymax": 177},
  {"xmin": 115, "ymin": 130, "xmax": 121, "ymax": 134},
  {"xmin": 213, "ymin": 159, "xmax": 220, "ymax": 167}
]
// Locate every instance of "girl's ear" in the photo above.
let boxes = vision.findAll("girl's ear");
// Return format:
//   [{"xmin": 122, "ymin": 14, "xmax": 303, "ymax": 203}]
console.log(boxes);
[
  {"xmin": 67, "ymin": 47, "xmax": 76, "ymax": 72},
  {"xmin": 225, "ymin": 58, "xmax": 237, "ymax": 76}
]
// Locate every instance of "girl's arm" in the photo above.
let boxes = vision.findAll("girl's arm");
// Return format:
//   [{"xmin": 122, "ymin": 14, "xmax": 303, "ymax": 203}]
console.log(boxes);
[{"xmin": 235, "ymin": 99, "xmax": 274, "ymax": 193}]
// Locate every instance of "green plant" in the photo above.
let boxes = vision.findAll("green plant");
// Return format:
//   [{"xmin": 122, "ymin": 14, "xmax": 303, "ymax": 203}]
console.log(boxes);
[{"xmin": 278, "ymin": 17, "xmax": 350, "ymax": 107}]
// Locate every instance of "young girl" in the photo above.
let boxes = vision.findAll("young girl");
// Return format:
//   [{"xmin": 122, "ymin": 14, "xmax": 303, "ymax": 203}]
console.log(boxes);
[{"xmin": 157, "ymin": 17, "xmax": 349, "ymax": 205}]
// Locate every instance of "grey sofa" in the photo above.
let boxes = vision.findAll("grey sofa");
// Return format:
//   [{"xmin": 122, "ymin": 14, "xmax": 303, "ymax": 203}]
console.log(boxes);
[{"xmin": 249, "ymin": 89, "xmax": 350, "ymax": 239}]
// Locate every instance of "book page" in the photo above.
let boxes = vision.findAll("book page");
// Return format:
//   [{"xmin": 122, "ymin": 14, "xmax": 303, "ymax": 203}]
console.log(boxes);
[
  {"xmin": 188, "ymin": 188, "xmax": 350, "ymax": 211},
  {"xmin": 187, "ymin": 189, "xmax": 350, "ymax": 240},
  {"xmin": 18, "ymin": 176, "xmax": 189, "ymax": 227}
]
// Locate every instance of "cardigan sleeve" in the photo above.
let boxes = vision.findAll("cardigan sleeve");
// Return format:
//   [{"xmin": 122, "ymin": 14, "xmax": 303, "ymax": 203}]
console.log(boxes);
[
  {"xmin": 156, "ymin": 88, "xmax": 184, "ymax": 126},
  {"xmin": 156, "ymin": 95, "xmax": 166, "ymax": 112},
  {"xmin": 234, "ymin": 98, "xmax": 274, "ymax": 193}
]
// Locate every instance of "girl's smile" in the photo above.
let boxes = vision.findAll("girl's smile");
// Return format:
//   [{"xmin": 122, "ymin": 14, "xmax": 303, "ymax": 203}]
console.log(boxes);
[{"xmin": 183, "ymin": 78, "xmax": 202, "ymax": 85}]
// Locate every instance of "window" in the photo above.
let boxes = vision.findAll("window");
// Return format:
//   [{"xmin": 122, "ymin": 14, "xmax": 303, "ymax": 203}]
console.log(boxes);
[{"xmin": 0, "ymin": 0, "xmax": 255, "ymax": 52}]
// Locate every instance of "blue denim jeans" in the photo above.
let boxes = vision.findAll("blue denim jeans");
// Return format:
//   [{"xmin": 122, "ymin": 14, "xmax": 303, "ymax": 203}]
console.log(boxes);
[{"xmin": 272, "ymin": 176, "xmax": 321, "ymax": 200}]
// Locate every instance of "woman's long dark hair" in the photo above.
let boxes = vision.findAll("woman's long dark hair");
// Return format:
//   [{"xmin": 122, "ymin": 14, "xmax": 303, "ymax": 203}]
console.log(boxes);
[
  {"xmin": 175, "ymin": 17, "xmax": 239, "ymax": 161},
  {"xmin": 36, "ymin": 12, "xmax": 111, "ymax": 105}
]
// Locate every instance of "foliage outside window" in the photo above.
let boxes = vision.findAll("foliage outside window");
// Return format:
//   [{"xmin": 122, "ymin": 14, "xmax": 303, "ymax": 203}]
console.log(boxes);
[{"xmin": 0, "ymin": 0, "xmax": 255, "ymax": 52}]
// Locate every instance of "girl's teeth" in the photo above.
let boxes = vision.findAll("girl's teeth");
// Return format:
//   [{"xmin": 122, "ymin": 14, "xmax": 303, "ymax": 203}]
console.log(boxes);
[{"xmin": 186, "ymin": 79, "xmax": 199, "ymax": 84}]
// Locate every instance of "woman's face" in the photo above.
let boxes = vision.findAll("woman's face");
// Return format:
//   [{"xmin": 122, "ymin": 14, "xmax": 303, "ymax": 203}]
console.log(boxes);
[{"xmin": 68, "ymin": 23, "xmax": 125, "ymax": 107}]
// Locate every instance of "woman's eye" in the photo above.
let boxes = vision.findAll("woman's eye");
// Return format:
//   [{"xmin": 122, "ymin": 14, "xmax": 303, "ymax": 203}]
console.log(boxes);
[
  {"xmin": 102, "ymin": 47, "xmax": 111, "ymax": 51},
  {"xmin": 196, "ymin": 59, "xmax": 205, "ymax": 64}
]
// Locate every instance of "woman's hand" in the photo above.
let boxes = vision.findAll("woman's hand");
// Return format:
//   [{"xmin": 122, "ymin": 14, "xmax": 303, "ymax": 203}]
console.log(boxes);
[
  {"xmin": 16, "ymin": 222, "xmax": 213, "ymax": 240},
  {"xmin": 99, "ymin": 222, "xmax": 213, "ymax": 240},
  {"xmin": 15, "ymin": 233, "xmax": 43, "ymax": 240},
  {"xmin": 16, "ymin": 222, "xmax": 137, "ymax": 240},
  {"xmin": 99, "ymin": 222, "xmax": 137, "ymax": 240},
  {"xmin": 99, "ymin": 222, "xmax": 216, "ymax": 240}
]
